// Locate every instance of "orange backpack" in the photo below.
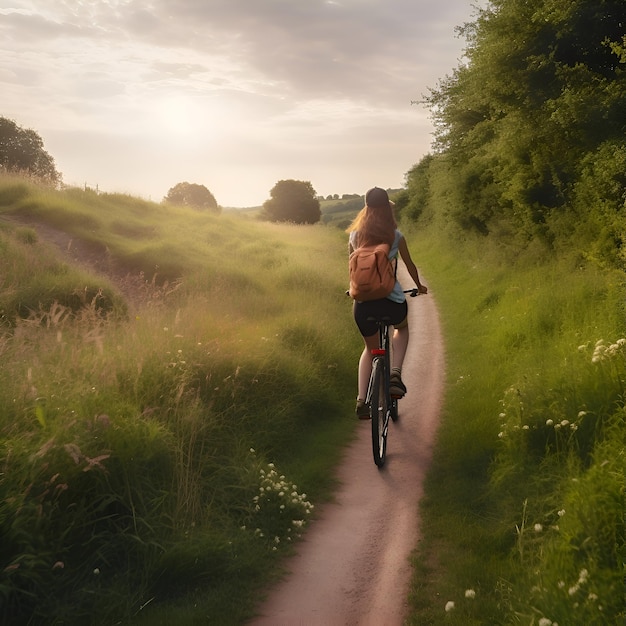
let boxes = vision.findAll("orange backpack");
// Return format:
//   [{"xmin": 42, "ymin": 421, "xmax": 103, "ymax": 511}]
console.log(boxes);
[{"xmin": 348, "ymin": 242, "xmax": 397, "ymax": 301}]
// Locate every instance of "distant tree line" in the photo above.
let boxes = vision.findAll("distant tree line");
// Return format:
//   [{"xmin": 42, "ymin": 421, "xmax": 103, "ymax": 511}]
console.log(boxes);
[
  {"xmin": 403, "ymin": 0, "xmax": 625, "ymax": 268},
  {"xmin": 0, "ymin": 112, "xmax": 384, "ymax": 229}
]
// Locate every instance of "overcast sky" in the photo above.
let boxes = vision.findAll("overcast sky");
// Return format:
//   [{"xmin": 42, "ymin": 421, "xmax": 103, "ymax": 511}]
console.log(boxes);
[{"xmin": 1, "ymin": 1, "xmax": 481, "ymax": 207}]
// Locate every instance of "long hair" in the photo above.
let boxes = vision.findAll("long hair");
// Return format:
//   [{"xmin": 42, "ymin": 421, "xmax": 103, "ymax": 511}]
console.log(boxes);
[{"xmin": 346, "ymin": 202, "xmax": 397, "ymax": 247}]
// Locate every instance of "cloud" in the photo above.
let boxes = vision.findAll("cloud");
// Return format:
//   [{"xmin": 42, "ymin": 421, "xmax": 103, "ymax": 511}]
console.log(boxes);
[{"xmin": 0, "ymin": 0, "xmax": 480, "ymax": 205}]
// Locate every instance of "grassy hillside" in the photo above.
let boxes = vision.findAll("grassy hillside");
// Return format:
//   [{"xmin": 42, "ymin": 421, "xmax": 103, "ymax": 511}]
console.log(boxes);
[{"xmin": 0, "ymin": 176, "xmax": 362, "ymax": 624}]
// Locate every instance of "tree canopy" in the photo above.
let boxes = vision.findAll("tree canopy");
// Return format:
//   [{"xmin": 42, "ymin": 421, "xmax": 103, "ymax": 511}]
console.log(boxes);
[
  {"xmin": 0, "ymin": 116, "xmax": 61, "ymax": 184},
  {"xmin": 261, "ymin": 179, "xmax": 321, "ymax": 224},
  {"xmin": 163, "ymin": 182, "xmax": 220, "ymax": 213},
  {"xmin": 411, "ymin": 0, "xmax": 625, "ymax": 266}
]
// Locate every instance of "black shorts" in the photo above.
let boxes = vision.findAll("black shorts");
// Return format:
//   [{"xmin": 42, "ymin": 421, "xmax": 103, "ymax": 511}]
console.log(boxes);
[{"xmin": 353, "ymin": 298, "xmax": 408, "ymax": 337}]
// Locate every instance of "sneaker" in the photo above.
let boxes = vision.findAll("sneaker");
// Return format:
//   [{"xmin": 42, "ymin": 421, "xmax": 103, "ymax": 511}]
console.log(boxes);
[
  {"xmin": 355, "ymin": 399, "xmax": 370, "ymax": 420},
  {"xmin": 389, "ymin": 372, "xmax": 407, "ymax": 398}
]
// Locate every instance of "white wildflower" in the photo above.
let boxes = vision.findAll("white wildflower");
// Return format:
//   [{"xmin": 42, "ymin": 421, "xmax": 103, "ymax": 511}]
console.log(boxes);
[
  {"xmin": 444, "ymin": 601, "xmax": 455, "ymax": 612},
  {"xmin": 464, "ymin": 589, "xmax": 476, "ymax": 599}
]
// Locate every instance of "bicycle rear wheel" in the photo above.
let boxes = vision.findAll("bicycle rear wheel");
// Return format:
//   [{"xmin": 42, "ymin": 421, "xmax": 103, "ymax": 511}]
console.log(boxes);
[{"xmin": 370, "ymin": 358, "xmax": 388, "ymax": 467}]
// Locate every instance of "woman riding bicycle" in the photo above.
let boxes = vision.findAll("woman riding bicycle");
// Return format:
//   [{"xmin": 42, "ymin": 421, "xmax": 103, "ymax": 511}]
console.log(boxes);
[{"xmin": 347, "ymin": 187, "xmax": 427, "ymax": 419}]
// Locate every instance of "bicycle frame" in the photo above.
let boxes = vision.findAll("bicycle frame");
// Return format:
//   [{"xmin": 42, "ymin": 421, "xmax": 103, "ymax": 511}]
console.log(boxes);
[{"xmin": 362, "ymin": 288, "xmax": 419, "ymax": 467}]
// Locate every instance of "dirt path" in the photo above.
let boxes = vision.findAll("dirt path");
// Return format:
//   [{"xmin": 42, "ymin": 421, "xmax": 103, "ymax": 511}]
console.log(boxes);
[{"xmin": 248, "ymin": 274, "xmax": 445, "ymax": 625}]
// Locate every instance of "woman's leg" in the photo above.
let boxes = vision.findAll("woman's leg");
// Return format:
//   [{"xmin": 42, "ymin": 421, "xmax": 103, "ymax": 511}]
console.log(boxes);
[
  {"xmin": 392, "ymin": 325, "xmax": 409, "ymax": 371},
  {"xmin": 358, "ymin": 333, "xmax": 379, "ymax": 401}
]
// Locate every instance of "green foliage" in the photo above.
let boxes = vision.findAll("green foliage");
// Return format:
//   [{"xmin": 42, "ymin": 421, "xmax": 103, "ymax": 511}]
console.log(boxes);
[
  {"xmin": 0, "ymin": 117, "xmax": 61, "ymax": 185},
  {"xmin": 261, "ymin": 179, "xmax": 321, "ymax": 224},
  {"xmin": 163, "ymin": 181, "xmax": 220, "ymax": 213},
  {"xmin": 420, "ymin": 0, "xmax": 626, "ymax": 263}
]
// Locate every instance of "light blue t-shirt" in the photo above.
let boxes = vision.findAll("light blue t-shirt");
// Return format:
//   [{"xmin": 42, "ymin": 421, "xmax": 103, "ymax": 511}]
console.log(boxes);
[{"xmin": 350, "ymin": 229, "xmax": 405, "ymax": 303}]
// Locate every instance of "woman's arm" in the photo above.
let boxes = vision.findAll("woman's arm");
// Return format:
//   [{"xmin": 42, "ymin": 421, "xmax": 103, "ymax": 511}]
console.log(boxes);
[{"xmin": 398, "ymin": 236, "xmax": 427, "ymax": 293}]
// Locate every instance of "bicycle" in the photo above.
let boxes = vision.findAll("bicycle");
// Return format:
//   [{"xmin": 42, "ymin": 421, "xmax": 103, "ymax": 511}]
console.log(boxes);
[{"xmin": 366, "ymin": 288, "xmax": 419, "ymax": 467}]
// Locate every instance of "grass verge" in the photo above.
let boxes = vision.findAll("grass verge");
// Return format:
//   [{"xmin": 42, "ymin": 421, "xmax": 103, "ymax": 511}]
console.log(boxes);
[
  {"xmin": 405, "ymin": 225, "xmax": 624, "ymax": 625},
  {"xmin": 0, "ymin": 177, "xmax": 362, "ymax": 625}
]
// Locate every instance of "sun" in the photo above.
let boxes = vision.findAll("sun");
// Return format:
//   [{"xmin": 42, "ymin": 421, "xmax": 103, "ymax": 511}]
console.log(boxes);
[{"xmin": 151, "ymin": 95, "xmax": 198, "ymax": 137}]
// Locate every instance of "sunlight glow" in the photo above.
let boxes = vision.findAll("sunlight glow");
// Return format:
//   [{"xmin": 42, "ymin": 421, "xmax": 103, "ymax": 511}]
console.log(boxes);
[{"xmin": 151, "ymin": 95, "xmax": 199, "ymax": 136}]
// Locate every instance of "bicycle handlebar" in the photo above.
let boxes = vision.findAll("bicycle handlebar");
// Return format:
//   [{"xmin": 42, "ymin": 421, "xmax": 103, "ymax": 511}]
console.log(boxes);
[{"xmin": 345, "ymin": 288, "xmax": 424, "ymax": 298}]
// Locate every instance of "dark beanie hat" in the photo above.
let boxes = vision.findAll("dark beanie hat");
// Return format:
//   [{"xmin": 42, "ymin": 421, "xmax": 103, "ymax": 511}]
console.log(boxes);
[{"xmin": 365, "ymin": 187, "xmax": 389, "ymax": 209}]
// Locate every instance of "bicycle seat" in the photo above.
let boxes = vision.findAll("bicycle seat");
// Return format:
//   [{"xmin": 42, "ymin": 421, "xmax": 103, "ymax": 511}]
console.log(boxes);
[{"xmin": 365, "ymin": 315, "xmax": 393, "ymax": 323}]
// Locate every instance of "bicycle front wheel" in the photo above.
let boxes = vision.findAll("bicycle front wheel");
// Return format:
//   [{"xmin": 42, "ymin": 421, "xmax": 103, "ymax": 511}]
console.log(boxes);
[{"xmin": 370, "ymin": 358, "xmax": 388, "ymax": 467}]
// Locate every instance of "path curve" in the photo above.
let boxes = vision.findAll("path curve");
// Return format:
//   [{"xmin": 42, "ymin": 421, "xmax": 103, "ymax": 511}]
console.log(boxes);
[{"xmin": 248, "ymin": 270, "xmax": 445, "ymax": 625}]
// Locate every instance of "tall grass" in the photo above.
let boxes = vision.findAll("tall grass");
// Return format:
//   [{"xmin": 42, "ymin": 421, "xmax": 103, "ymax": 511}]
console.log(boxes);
[
  {"xmin": 406, "ymin": 224, "xmax": 624, "ymax": 625},
  {"xmin": 0, "ymin": 178, "xmax": 361, "ymax": 624}
]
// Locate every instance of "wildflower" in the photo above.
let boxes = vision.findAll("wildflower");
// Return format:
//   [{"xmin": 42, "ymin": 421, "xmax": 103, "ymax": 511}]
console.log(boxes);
[
  {"xmin": 557, "ymin": 509, "xmax": 565, "ymax": 517},
  {"xmin": 588, "ymin": 593, "xmax": 598, "ymax": 601},
  {"xmin": 546, "ymin": 419, "xmax": 554, "ymax": 426},
  {"xmin": 93, "ymin": 568, "xmax": 100, "ymax": 575},
  {"xmin": 560, "ymin": 419, "xmax": 569, "ymax": 427},
  {"xmin": 464, "ymin": 589, "xmax": 476, "ymax": 599},
  {"xmin": 577, "ymin": 411, "xmax": 587, "ymax": 418},
  {"xmin": 52, "ymin": 561, "xmax": 64, "ymax": 570},
  {"xmin": 568, "ymin": 585, "xmax": 579, "ymax": 596},
  {"xmin": 534, "ymin": 523, "xmax": 543, "ymax": 532},
  {"xmin": 498, "ymin": 431, "xmax": 504, "ymax": 438},
  {"xmin": 444, "ymin": 601, "xmax": 455, "ymax": 612},
  {"xmin": 522, "ymin": 425, "xmax": 529, "ymax": 430},
  {"xmin": 538, "ymin": 619, "xmax": 552, "ymax": 626}
]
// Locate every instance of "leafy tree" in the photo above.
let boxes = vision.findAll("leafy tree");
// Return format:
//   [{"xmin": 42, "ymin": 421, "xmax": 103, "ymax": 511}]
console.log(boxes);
[
  {"xmin": 163, "ymin": 182, "xmax": 220, "ymax": 213},
  {"xmin": 421, "ymin": 0, "xmax": 626, "ymax": 254},
  {"xmin": 0, "ymin": 116, "xmax": 61, "ymax": 184},
  {"xmin": 261, "ymin": 179, "xmax": 321, "ymax": 224}
]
